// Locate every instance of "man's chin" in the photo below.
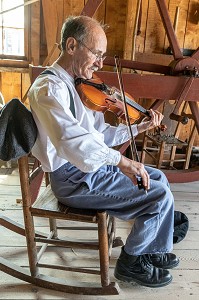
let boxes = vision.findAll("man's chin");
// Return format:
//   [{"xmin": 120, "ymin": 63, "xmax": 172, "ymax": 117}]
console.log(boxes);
[
  {"xmin": 85, "ymin": 71, "xmax": 94, "ymax": 80},
  {"xmin": 79, "ymin": 69, "xmax": 96, "ymax": 80}
]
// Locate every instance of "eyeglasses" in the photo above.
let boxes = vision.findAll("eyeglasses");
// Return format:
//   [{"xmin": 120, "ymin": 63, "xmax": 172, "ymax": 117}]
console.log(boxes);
[{"xmin": 78, "ymin": 40, "xmax": 106, "ymax": 62}]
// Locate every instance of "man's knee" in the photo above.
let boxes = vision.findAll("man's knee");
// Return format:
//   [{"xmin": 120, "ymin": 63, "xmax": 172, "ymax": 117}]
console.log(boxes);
[
  {"xmin": 151, "ymin": 181, "xmax": 174, "ymax": 208},
  {"xmin": 146, "ymin": 166, "xmax": 169, "ymax": 185},
  {"xmin": 163, "ymin": 185, "xmax": 174, "ymax": 210},
  {"xmin": 156, "ymin": 169, "xmax": 169, "ymax": 184}
]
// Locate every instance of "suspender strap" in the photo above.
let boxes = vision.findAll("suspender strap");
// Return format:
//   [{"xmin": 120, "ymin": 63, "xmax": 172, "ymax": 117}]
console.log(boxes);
[{"xmin": 40, "ymin": 69, "xmax": 76, "ymax": 118}]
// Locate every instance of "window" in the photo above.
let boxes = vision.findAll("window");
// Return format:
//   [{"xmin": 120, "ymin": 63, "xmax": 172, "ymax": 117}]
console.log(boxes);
[{"xmin": 0, "ymin": 0, "xmax": 24, "ymax": 57}]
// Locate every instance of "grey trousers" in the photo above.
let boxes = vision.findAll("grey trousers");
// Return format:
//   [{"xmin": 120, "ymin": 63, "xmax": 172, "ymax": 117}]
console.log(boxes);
[{"xmin": 50, "ymin": 163, "xmax": 174, "ymax": 256}]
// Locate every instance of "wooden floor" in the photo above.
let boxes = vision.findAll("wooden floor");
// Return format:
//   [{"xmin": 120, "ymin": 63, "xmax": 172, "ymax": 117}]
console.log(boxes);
[{"xmin": 0, "ymin": 164, "xmax": 199, "ymax": 300}]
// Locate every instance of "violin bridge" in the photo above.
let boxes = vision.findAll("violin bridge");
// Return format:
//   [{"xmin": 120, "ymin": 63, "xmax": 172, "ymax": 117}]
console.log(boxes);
[{"xmin": 109, "ymin": 87, "xmax": 116, "ymax": 95}]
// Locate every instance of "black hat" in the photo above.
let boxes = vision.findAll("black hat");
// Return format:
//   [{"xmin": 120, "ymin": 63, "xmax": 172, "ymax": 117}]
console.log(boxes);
[
  {"xmin": 173, "ymin": 210, "xmax": 189, "ymax": 244},
  {"xmin": 0, "ymin": 98, "xmax": 37, "ymax": 161}
]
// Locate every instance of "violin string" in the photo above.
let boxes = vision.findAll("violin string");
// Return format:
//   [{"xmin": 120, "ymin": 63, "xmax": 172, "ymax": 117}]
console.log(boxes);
[
  {"xmin": 114, "ymin": 90, "xmax": 147, "ymax": 115},
  {"xmin": 114, "ymin": 55, "xmax": 140, "ymax": 163}
]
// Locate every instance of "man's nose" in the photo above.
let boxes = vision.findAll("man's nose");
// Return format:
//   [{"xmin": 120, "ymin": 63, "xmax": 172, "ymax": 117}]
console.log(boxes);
[{"xmin": 95, "ymin": 58, "xmax": 103, "ymax": 69}]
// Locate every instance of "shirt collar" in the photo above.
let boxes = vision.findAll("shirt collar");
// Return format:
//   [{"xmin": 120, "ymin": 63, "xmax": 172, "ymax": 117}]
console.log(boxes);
[{"xmin": 50, "ymin": 62, "xmax": 75, "ymax": 86}]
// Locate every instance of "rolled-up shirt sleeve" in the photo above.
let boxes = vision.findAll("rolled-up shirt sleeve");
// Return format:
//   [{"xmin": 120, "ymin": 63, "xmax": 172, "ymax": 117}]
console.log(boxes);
[{"xmin": 93, "ymin": 110, "xmax": 138, "ymax": 147}]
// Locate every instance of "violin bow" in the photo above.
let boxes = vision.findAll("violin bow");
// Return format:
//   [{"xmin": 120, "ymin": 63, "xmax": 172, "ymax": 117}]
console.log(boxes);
[{"xmin": 114, "ymin": 55, "xmax": 146, "ymax": 191}]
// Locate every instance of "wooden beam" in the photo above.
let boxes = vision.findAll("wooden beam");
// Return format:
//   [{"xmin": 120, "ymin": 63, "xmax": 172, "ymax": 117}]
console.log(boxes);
[
  {"xmin": 0, "ymin": 0, "xmax": 39, "ymax": 15},
  {"xmin": 123, "ymin": 0, "xmax": 137, "ymax": 61},
  {"xmin": 97, "ymin": 71, "xmax": 199, "ymax": 102},
  {"xmin": 0, "ymin": 60, "xmax": 29, "ymax": 70},
  {"xmin": 80, "ymin": 0, "xmax": 103, "ymax": 17}
]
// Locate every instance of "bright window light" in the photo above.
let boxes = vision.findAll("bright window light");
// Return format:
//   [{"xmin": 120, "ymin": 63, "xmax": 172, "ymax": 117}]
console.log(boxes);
[{"xmin": 0, "ymin": 0, "xmax": 24, "ymax": 56}]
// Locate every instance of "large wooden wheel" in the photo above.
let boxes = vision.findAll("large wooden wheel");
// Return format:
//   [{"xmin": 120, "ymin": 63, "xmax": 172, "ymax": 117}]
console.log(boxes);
[{"xmin": 81, "ymin": 0, "xmax": 199, "ymax": 183}]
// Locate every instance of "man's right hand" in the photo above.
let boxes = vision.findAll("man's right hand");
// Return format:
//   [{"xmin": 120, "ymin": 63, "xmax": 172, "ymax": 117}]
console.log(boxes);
[{"xmin": 117, "ymin": 155, "xmax": 150, "ymax": 191}]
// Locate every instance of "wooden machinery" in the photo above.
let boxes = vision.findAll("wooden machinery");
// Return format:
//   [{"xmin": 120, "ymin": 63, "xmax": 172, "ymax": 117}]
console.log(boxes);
[{"xmin": 82, "ymin": 0, "xmax": 199, "ymax": 182}]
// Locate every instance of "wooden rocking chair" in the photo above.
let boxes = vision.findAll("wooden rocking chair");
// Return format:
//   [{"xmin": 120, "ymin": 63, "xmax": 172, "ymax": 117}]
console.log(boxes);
[{"xmin": 0, "ymin": 152, "xmax": 124, "ymax": 294}]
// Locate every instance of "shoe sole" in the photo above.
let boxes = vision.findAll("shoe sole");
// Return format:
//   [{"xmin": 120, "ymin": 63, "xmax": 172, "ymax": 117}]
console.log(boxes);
[{"xmin": 114, "ymin": 273, "xmax": 173, "ymax": 288}]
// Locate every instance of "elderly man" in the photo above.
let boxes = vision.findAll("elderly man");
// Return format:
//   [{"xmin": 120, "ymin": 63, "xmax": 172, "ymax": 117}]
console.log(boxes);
[{"xmin": 28, "ymin": 15, "xmax": 179, "ymax": 288}]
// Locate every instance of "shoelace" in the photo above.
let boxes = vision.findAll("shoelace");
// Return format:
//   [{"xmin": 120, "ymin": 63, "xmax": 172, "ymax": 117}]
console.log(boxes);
[
  {"xmin": 141, "ymin": 255, "xmax": 164, "ymax": 280},
  {"xmin": 148, "ymin": 253, "xmax": 168, "ymax": 264},
  {"xmin": 139, "ymin": 255, "xmax": 154, "ymax": 274}
]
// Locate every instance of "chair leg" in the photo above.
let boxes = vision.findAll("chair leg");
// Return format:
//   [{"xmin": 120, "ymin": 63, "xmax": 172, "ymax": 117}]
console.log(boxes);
[
  {"xmin": 49, "ymin": 218, "xmax": 58, "ymax": 238},
  {"xmin": 109, "ymin": 216, "xmax": 123, "ymax": 249},
  {"xmin": 184, "ymin": 124, "xmax": 197, "ymax": 169},
  {"xmin": 97, "ymin": 211, "xmax": 110, "ymax": 287},
  {"xmin": 18, "ymin": 156, "xmax": 39, "ymax": 277},
  {"xmin": 169, "ymin": 145, "xmax": 177, "ymax": 168},
  {"xmin": 141, "ymin": 132, "xmax": 148, "ymax": 163},
  {"xmin": 157, "ymin": 141, "xmax": 165, "ymax": 169}
]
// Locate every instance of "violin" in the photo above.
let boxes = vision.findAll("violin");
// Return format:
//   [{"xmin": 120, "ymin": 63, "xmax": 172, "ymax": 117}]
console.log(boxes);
[
  {"xmin": 75, "ymin": 69, "xmax": 166, "ymax": 192},
  {"xmin": 75, "ymin": 74, "xmax": 150, "ymax": 124}
]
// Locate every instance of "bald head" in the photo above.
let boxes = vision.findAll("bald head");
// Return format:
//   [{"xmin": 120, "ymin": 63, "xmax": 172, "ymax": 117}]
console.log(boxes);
[{"xmin": 60, "ymin": 15, "xmax": 106, "ymax": 51}]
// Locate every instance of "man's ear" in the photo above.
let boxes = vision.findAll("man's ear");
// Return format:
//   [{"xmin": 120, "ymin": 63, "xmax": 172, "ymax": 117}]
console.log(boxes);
[{"xmin": 66, "ymin": 37, "xmax": 77, "ymax": 54}]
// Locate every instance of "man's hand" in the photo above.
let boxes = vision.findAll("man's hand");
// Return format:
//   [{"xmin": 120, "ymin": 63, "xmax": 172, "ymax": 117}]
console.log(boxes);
[
  {"xmin": 137, "ymin": 109, "xmax": 164, "ymax": 134},
  {"xmin": 117, "ymin": 155, "xmax": 150, "ymax": 191}
]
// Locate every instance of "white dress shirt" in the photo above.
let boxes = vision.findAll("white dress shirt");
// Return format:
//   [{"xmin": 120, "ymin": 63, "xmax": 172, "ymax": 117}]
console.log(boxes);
[{"xmin": 28, "ymin": 62, "xmax": 138, "ymax": 172}]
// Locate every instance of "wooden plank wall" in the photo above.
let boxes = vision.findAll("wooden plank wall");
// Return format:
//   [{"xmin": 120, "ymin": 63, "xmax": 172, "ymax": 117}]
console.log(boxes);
[{"xmin": 0, "ymin": 0, "xmax": 198, "ymax": 145}]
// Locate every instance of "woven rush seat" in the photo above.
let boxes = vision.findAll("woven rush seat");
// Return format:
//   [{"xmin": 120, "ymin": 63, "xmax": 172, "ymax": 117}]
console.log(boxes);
[{"xmin": 31, "ymin": 184, "xmax": 99, "ymax": 222}]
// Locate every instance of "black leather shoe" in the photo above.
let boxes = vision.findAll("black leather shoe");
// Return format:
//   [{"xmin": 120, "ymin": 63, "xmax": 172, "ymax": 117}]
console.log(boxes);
[
  {"xmin": 114, "ymin": 247, "xmax": 172, "ymax": 288},
  {"xmin": 147, "ymin": 253, "xmax": 179, "ymax": 269}
]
